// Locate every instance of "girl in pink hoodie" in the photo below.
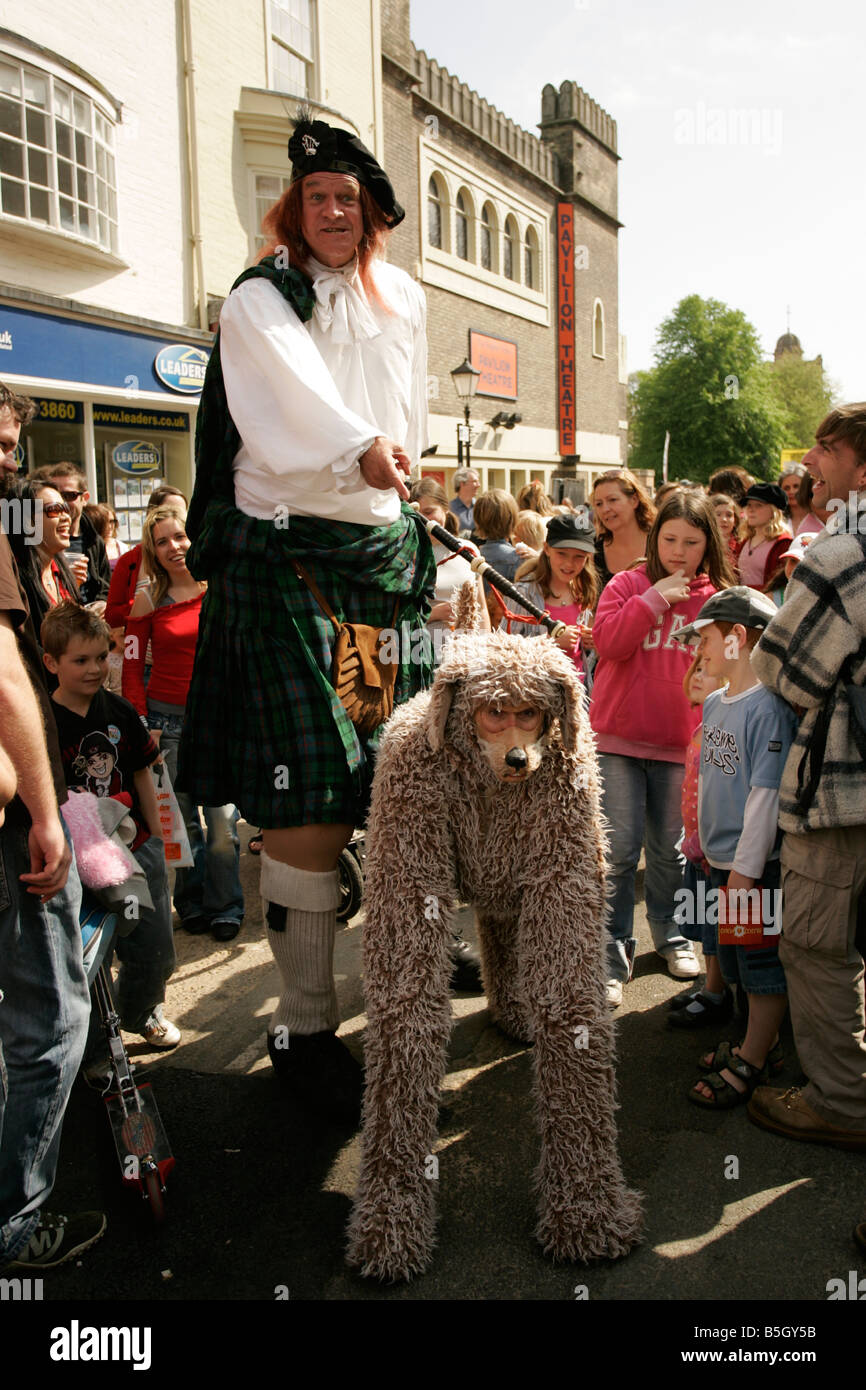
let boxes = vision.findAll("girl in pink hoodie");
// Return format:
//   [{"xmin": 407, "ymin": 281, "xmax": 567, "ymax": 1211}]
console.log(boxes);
[{"xmin": 590, "ymin": 492, "xmax": 735, "ymax": 1007}]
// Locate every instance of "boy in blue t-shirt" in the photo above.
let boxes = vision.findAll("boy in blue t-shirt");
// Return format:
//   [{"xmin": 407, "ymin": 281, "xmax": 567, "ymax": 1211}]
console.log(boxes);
[
  {"xmin": 41, "ymin": 602, "xmax": 180, "ymax": 1058},
  {"xmin": 674, "ymin": 588, "xmax": 796, "ymax": 1108}
]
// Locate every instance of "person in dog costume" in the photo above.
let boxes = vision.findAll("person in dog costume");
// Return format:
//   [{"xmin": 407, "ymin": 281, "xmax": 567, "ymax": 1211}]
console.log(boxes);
[
  {"xmin": 178, "ymin": 113, "xmax": 436, "ymax": 1124},
  {"xmin": 347, "ymin": 602, "xmax": 643, "ymax": 1280}
]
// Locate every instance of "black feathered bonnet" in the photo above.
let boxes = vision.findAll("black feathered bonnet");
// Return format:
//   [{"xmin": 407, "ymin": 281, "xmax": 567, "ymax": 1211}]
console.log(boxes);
[{"xmin": 288, "ymin": 109, "xmax": 405, "ymax": 228}]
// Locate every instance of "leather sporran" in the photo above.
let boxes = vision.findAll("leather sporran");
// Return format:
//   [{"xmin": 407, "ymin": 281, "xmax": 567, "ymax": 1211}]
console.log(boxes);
[{"xmin": 293, "ymin": 562, "xmax": 399, "ymax": 738}]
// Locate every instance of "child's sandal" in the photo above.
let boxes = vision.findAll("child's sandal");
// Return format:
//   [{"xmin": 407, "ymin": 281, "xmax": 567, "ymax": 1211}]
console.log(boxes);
[
  {"xmin": 688, "ymin": 1055, "xmax": 768, "ymax": 1109},
  {"xmin": 698, "ymin": 1038, "xmax": 783, "ymax": 1075}
]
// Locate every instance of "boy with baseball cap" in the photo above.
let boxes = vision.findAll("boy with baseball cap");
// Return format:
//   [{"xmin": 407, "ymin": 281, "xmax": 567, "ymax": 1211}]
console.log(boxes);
[{"xmin": 673, "ymin": 588, "xmax": 798, "ymax": 1108}]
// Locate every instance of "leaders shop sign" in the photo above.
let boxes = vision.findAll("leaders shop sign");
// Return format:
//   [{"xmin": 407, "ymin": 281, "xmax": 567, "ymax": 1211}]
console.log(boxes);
[{"xmin": 557, "ymin": 203, "xmax": 576, "ymax": 456}]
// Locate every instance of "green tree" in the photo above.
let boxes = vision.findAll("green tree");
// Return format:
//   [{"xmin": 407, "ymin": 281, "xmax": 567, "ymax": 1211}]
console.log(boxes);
[
  {"xmin": 629, "ymin": 295, "xmax": 788, "ymax": 484},
  {"xmin": 760, "ymin": 352, "xmax": 837, "ymax": 456}
]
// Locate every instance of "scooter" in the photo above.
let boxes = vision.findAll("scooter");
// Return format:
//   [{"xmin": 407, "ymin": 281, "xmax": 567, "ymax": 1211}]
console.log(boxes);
[{"xmin": 81, "ymin": 898, "xmax": 175, "ymax": 1223}]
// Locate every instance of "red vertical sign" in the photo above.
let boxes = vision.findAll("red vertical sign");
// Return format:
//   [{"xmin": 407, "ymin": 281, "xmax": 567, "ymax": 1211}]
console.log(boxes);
[{"xmin": 557, "ymin": 202, "xmax": 576, "ymax": 456}]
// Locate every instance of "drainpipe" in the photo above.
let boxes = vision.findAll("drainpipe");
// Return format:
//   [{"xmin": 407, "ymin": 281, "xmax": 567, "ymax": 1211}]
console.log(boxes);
[{"xmin": 181, "ymin": 0, "xmax": 208, "ymax": 330}]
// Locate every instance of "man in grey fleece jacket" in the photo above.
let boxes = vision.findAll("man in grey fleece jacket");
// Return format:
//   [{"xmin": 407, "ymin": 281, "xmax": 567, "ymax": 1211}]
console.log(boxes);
[{"xmin": 748, "ymin": 403, "xmax": 866, "ymax": 1150}]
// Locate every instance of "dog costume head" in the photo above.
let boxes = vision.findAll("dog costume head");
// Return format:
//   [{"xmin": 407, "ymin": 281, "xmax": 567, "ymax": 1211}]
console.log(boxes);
[{"xmin": 426, "ymin": 630, "xmax": 583, "ymax": 784}]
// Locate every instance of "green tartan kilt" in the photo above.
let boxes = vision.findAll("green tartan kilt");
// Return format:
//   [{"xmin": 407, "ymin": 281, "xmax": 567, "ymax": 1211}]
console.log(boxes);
[{"xmin": 176, "ymin": 504, "xmax": 435, "ymax": 829}]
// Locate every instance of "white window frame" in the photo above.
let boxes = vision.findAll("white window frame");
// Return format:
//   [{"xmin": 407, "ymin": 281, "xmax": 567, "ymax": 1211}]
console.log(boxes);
[
  {"xmin": 0, "ymin": 43, "xmax": 120, "ymax": 257},
  {"xmin": 265, "ymin": 0, "xmax": 319, "ymax": 99},
  {"xmin": 249, "ymin": 167, "xmax": 292, "ymax": 259}
]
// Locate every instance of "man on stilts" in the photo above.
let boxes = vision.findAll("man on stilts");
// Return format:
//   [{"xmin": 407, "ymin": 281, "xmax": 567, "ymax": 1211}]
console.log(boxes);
[{"xmin": 179, "ymin": 112, "xmax": 438, "ymax": 1124}]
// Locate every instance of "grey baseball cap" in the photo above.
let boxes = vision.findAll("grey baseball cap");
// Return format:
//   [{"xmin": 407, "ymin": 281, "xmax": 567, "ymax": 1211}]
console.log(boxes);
[{"xmin": 673, "ymin": 586, "xmax": 779, "ymax": 643}]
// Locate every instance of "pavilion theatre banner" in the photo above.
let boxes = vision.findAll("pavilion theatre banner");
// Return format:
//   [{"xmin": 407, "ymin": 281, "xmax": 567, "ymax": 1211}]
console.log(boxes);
[{"xmin": 557, "ymin": 202, "xmax": 576, "ymax": 456}]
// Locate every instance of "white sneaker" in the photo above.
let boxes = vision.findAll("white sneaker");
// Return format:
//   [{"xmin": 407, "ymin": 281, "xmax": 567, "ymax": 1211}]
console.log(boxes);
[
  {"xmin": 141, "ymin": 1018, "xmax": 181, "ymax": 1049},
  {"xmin": 665, "ymin": 947, "xmax": 701, "ymax": 980},
  {"xmin": 606, "ymin": 979, "xmax": 623, "ymax": 1008}
]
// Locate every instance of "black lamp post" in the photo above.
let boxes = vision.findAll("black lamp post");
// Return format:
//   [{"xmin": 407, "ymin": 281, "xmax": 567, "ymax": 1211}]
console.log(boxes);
[{"xmin": 450, "ymin": 358, "xmax": 481, "ymax": 468}]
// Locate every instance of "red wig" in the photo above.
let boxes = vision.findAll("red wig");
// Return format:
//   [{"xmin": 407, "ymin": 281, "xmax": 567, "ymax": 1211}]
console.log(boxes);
[{"xmin": 258, "ymin": 180, "xmax": 392, "ymax": 309}]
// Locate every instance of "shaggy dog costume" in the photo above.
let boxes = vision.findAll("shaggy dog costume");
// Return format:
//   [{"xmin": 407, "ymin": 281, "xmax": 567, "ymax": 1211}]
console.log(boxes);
[{"xmin": 347, "ymin": 618, "xmax": 643, "ymax": 1281}]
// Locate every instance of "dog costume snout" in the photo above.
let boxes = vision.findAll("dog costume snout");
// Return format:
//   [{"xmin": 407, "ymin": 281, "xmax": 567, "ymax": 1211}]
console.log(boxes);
[{"xmin": 505, "ymin": 747, "xmax": 528, "ymax": 771}]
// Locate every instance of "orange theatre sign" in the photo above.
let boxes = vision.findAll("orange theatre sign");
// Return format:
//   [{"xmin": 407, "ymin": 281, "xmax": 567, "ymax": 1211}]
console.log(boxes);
[
  {"xmin": 557, "ymin": 202, "xmax": 576, "ymax": 456},
  {"xmin": 469, "ymin": 331, "xmax": 518, "ymax": 400}
]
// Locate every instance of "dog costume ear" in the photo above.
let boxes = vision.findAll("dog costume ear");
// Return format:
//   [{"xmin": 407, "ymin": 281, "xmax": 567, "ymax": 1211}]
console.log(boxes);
[
  {"xmin": 557, "ymin": 666, "xmax": 583, "ymax": 752},
  {"xmin": 426, "ymin": 674, "xmax": 460, "ymax": 752}
]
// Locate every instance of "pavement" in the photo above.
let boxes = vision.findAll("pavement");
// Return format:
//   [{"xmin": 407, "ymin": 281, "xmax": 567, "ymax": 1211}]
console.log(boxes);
[{"xmin": 43, "ymin": 823, "xmax": 865, "ymax": 1308}]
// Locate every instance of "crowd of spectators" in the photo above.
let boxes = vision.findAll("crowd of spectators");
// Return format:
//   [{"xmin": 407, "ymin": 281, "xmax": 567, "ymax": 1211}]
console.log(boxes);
[{"xmin": 1, "ymin": 372, "xmax": 864, "ymax": 1270}]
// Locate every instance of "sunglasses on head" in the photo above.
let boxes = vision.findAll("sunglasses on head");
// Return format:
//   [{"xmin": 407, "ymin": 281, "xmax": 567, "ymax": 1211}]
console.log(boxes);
[{"xmin": 42, "ymin": 501, "xmax": 71, "ymax": 518}]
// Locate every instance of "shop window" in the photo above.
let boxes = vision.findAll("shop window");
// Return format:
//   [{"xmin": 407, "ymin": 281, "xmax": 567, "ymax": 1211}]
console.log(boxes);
[
  {"xmin": 269, "ymin": 0, "xmax": 317, "ymax": 97},
  {"xmin": 0, "ymin": 55, "xmax": 117, "ymax": 252}
]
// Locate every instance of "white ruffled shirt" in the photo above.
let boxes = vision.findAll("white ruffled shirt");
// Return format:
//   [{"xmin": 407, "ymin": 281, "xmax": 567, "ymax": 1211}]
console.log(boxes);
[{"xmin": 221, "ymin": 256, "xmax": 428, "ymax": 526}]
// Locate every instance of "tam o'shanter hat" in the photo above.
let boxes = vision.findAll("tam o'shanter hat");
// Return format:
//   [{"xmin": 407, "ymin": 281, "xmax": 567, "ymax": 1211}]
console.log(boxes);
[
  {"xmin": 673, "ymin": 586, "xmax": 779, "ymax": 643},
  {"xmin": 288, "ymin": 110, "xmax": 405, "ymax": 228}
]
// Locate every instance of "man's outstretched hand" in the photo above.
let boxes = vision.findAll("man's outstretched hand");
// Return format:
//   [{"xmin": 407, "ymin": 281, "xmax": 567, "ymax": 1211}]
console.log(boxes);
[{"xmin": 359, "ymin": 437, "xmax": 411, "ymax": 501}]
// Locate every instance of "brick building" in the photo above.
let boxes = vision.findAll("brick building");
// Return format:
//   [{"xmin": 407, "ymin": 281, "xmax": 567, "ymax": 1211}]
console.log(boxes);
[{"xmin": 382, "ymin": 0, "xmax": 627, "ymax": 500}]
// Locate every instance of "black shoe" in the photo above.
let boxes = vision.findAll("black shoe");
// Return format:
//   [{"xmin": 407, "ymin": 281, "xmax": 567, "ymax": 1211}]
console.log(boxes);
[
  {"xmin": 669, "ymin": 985, "xmax": 704, "ymax": 1011},
  {"xmin": 449, "ymin": 938, "xmax": 484, "ymax": 993},
  {"xmin": 212, "ymin": 918, "xmax": 241, "ymax": 942},
  {"xmin": 668, "ymin": 988, "xmax": 733, "ymax": 1029},
  {"xmin": 267, "ymin": 1030, "xmax": 363, "ymax": 1128},
  {"xmin": 181, "ymin": 914, "xmax": 210, "ymax": 935}
]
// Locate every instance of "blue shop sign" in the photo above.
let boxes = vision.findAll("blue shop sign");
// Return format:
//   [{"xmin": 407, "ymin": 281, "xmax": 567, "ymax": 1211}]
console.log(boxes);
[
  {"xmin": 111, "ymin": 439, "xmax": 162, "ymax": 475},
  {"xmin": 153, "ymin": 345, "xmax": 209, "ymax": 394},
  {"xmin": 0, "ymin": 304, "xmax": 210, "ymax": 395}
]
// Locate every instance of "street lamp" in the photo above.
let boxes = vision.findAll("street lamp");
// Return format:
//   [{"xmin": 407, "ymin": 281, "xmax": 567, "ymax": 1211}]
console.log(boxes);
[{"xmin": 450, "ymin": 358, "xmax": 481, "ymax": 468}]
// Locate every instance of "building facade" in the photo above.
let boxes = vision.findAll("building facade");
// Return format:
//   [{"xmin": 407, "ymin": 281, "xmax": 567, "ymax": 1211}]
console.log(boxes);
[
  {"xmin": 1, "ymin": 0, "xmax": 626, "ymax": 519},
  {"xmin": 0, "ymin": 0, "xmax": 380, "ymax": 530},
  {"xmin": 381, "ymin": 0, "xmax": 627, "ymax": 501}
]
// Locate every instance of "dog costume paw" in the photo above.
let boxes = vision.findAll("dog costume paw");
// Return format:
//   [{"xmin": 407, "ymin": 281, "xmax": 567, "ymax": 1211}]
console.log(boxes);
[
  {"xmin": 535, "ymin": 1184, "xmax": 644, "ymax": 1263},
  {"xmin": 346, "ymin": 1184, "xmax": 436, "ymax": 1282}
]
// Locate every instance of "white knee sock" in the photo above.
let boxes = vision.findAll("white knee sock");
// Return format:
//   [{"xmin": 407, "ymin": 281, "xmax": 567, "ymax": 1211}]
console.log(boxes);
[{"xmin": 261, "ymin": 852, "xmax": 340, "ymax": 1036}]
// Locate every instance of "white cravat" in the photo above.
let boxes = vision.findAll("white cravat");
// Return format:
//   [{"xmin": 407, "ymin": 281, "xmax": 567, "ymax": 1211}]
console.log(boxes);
[{"xmin": 307, "ymin": 256, "xmax": 381, "ymax": 345}]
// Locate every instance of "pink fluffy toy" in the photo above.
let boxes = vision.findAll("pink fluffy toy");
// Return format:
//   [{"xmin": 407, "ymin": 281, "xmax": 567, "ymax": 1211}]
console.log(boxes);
[{"xmin": 61, "ymin": 790, "xmax": 139, "ymax": 890}]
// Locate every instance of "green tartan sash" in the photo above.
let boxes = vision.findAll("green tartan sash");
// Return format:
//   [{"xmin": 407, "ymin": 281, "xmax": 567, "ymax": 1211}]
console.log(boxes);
[{"xmin": 177, "ymin": 255, "xmax": 435, "ymax": 816}]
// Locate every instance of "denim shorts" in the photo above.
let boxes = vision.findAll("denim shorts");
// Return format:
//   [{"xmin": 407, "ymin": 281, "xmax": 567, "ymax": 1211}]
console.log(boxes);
[
  {"xmin": 677, "ymin": 858, "xmax": 716, "ymax": 956},
  {"xmin": 708, "ymin": 859, "xmax": 787, "ymax": 996}
]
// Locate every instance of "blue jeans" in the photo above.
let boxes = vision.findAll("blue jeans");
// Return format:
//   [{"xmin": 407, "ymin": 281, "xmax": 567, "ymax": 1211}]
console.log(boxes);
[
  {"xmin": 598, "ymin": 753, "xmax": 691, "ymax": 982},
  {"xmin": 150, "ymin": 710, "xmax": 244, "ymax": 925},
  {"xmin": 0, "ymin": 811, "xmax": 90, "ymax": 1261}
]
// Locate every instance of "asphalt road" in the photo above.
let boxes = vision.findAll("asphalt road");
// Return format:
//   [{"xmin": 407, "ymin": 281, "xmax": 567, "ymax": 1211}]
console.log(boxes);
[{"xmin": 41, "ymin": 823, "xmax": 865, "ymax": 1314}]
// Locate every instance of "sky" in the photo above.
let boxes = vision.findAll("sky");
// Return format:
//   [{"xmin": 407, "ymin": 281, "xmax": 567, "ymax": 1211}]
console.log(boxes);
[{"xmin": 410, "ymin": 0, "xmax": 865, "ymax": 401}]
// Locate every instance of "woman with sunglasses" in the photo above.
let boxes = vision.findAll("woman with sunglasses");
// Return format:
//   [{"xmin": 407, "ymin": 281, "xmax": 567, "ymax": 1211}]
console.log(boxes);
[{"xmin": 5, "ymin": 479, "xmax": 81, "ymax": 641}]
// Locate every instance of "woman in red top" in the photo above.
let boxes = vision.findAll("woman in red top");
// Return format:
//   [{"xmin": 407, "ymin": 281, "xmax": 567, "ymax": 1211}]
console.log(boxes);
[{"xmin": 123, "ymin": 508, "xmax": 244, "ymax": 942}]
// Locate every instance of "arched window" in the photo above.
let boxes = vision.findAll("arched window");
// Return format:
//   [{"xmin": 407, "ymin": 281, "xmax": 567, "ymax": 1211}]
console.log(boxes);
[
  {"xmin": 455, "ymin": 189, "xmax": 469, "ymax": 261},
  {"xmin": 593, "ymin": 299, "xmax": 605, "ymax": 357},
  {"xmin": 503, "ymin": 215, "xmax": 518, "ymax": 281},
  {"xmin": 480, "ymin": 202, "xmax": 494, "ymax": 271},
  {"xmin": 524, "ymin": 225, "xmax": 539, "ymax": 290},
  {"xmin": 427, "ymin": 174, "xmax": 443, "ymax": 249}
]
